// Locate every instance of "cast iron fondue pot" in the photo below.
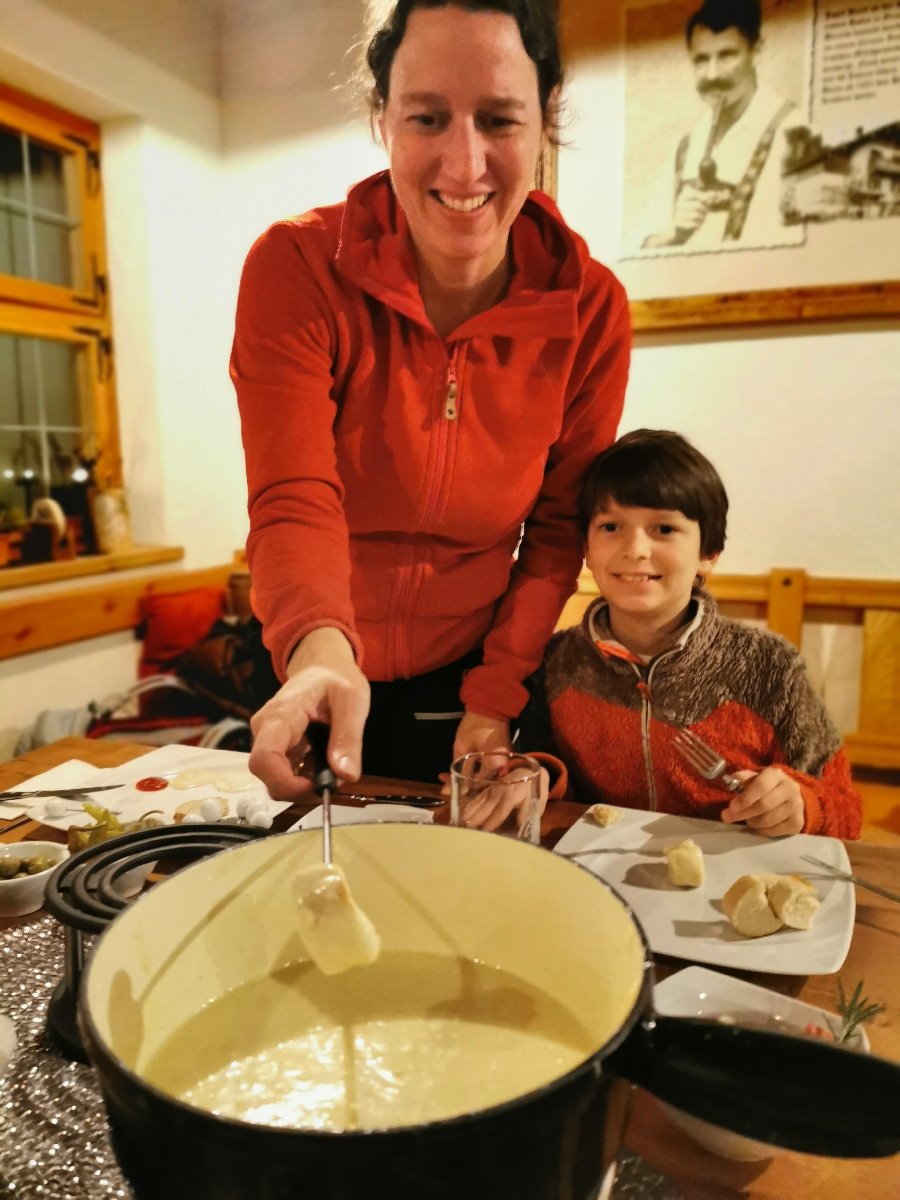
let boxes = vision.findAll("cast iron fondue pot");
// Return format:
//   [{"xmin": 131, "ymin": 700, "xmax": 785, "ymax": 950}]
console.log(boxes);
[{"xmin": 80, "ymin": 824, "xmax": 899, "ymax": 1200}]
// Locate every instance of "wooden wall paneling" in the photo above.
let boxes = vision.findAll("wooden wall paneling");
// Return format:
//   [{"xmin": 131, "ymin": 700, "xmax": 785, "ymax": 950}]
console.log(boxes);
[
  {"xmin": 3, "ymin": 558, "xmax": 898, "ymax": 769},
  {"xmin": 0, "ymin": 565, "xmax": 235, "ymax": 660}
]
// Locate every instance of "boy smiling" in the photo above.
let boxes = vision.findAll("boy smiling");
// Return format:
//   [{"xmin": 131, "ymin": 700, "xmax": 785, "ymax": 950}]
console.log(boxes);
[{"xmin": 518, "ymin": 430, "xmax": 861, "ymax": 839}]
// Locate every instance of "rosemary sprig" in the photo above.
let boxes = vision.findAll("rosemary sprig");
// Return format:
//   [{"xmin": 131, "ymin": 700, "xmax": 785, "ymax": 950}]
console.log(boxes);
[{"xmin": 830, "ymin": 979, "xmax": 886, "ymax": 1046}]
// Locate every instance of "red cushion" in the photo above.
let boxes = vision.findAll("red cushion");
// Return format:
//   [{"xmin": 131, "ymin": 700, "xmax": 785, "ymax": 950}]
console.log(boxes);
[{"xmin": 139, "ymin": 588, "xmax": 225, "ymax": 676}]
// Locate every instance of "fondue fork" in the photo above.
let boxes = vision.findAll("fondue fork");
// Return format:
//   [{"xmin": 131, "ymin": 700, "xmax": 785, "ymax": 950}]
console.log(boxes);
[
  {"xmin": 308, "ymin": 723, "xmax": 336, "ymax": 864},
  {"xmin": 294, "ymin": 724, "xmax": 382, "ymax": 974}
]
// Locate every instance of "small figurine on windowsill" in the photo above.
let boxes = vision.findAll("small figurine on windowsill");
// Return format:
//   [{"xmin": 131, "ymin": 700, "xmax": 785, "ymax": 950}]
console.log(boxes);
[{"xmin": 21, "ymin": 497, "xmax": 76, "ymax": 563}]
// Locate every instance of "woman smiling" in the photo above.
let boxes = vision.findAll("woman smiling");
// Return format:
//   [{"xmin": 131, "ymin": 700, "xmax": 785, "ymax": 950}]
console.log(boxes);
[{"xmin": 231, "ymin": 1, "xmax": 631, "ymax": 798}]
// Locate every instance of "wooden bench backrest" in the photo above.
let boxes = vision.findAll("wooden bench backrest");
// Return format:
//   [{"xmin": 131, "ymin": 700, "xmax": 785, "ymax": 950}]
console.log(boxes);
[{"xmin": 1, "ymin": 561, "xmax": 897, "ymax": 769}]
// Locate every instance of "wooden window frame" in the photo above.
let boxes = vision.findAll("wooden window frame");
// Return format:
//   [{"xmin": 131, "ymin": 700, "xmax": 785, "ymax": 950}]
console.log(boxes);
[
  {"xmin": 0, "ymin": 301, "xmax": 122, "ymax": 491},
  {"xmin": 0, "ymin": 82, "xmax": 107, "ymax": 314},
  {"xmin": 0, "ymin": 82, "xmax": 133, "ymax": 585}
]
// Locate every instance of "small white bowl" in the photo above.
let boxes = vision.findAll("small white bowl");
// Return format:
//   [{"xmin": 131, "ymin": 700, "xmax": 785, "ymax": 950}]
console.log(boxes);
[
  {"xmin": 655, "ymin": 966, "xmax": 869, "ymax": 1160},
  {"xmin": 0, "ymin": 841, "xmax": 69, "ymax": 917}
]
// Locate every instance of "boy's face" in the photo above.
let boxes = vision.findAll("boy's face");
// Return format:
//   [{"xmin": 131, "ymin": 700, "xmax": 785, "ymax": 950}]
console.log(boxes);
[{"xmin": 585, "ymin": 500, "xmax": 718, "ymax": 632}]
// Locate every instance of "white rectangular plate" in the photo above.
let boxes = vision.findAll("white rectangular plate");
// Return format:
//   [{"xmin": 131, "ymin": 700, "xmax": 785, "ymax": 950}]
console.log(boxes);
[
  {"xmin": 553, "ymin": 808, "xmax": 855, "ymax": 974},
  {"xmin": 27, "ymin": 746, "xmax": 289, "ymax": 830},
  {"xmin": 654, "ymin": 965, "xmax": 868, "ymax": 1049},
  {"xmin": 287, "ymin": 804, "xmax": 434, "ymax": 830}
]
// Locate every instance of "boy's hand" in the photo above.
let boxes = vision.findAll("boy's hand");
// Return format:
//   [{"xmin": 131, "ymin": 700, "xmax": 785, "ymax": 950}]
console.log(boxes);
[{"xmin": 721, "ymin": 768, "xmax": 804, "ymax": 837}]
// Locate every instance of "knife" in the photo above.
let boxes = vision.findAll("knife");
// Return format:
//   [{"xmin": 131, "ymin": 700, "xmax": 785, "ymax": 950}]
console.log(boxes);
[
  {"xmin": 340, "ymin": 794, "xmax": 444, "ymax": 808},
  {"xmin": 0, "ymin": 784, "xmax": 124, "ymax": 803}
]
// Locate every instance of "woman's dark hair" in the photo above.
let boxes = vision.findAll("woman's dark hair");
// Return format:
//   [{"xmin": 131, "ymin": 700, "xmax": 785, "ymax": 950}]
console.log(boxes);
[
  {"xmin": 685, "ymin": 0, "xmax": 762, "ymax": 48},
  {"xmin": 365, "ymin": 1, "xmax": 563, "ymax": 138},
  {"xmin": 579, "ymin": 429, "xmax": 729, "ymax": 558}
]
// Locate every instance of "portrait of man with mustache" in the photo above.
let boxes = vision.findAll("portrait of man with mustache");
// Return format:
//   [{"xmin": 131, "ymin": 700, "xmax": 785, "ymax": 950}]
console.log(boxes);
[{"xmin": 639, "ymin": 0, "xmax": 805, "ymax": 252}]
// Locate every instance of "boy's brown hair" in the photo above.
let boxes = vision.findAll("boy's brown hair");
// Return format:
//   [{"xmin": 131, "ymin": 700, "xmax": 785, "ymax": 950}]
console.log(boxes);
[{"xmin": 579, "ymin": 429, "xmax": 728, "ymax": 558}]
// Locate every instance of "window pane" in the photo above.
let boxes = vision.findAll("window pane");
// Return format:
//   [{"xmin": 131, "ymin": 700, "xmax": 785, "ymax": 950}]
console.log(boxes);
[
  {"xmin": 0, "ymin": 334, "xmax": 39, "ymax": 424},
  {"xmin": 28, "ymin": 141, "xmax": 67, "ymax": 215},
  {"xmin": 0, "ymin": 129, "xmax": 31, "ymax": 278},
  {"xmin": 0, "ymin": 212, "xmax": 30, "ymax": 278},
  {"xmin": 0, "ymin": 128, "xmax": 25, "ymax": 205},
  {"xmin": 0, "ymin": 427, "xmax": 42, "ymax": 514},
  {"xmin": 0, "ymin": 334, "xmax": 22, "ymax": 422},
  {"xmin": 0, "ymin": 331, "xmax": 82, "ymax": 429},
  {"xmin": 0, "ymin": 131, "xmax": 79, "ymax": 288},
  {"xmin": 0, "ymin": 428, "xmax": 28, "ymax": 518},
  {"xmin": 32, "ymin": 214, "xmax": 72, "ymax": 288},
  {"xmin": 40, "ymin": 337, "xmax": 81, "ymax": 426},
  {"xmin": 47, "ymin": 429, "xmax": 87, "ymax": 487}
]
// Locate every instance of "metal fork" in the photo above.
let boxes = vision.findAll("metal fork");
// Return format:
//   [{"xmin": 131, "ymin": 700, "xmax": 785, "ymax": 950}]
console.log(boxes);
[
  {"xmin": 800, "ymin": 854, "xmax": 900, "ymax": 904},
  {"xmin": 673, "ymin": 728, "xmax": 744, "ymax": 793}
]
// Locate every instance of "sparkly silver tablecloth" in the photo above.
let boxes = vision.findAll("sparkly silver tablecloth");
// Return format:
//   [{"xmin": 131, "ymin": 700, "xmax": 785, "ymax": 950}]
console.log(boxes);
[{"xmin": 0, "ymin": 915, "xmax": 674, "ymax": 1199}]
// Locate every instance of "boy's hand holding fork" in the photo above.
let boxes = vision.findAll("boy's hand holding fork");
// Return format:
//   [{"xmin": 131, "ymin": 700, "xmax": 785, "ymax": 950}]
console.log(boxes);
[{"xmin": 722, "ymin": 767, "xmax": 805, "ymax": 838}]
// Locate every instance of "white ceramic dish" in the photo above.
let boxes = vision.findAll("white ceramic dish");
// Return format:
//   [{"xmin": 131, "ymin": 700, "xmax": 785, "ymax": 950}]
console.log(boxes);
[
  {"xmin": 553, "ymin": 808, "xmax": 854, "ymax": 974},
  {"xmin": 654, "ymin": 966, "xmax": 868, "ymax": 1159},
  {"xmin": 29, "ymin": 746, "xmax": 290, "ymax": 832},
  {"xmin": 288, "ymin": 803, "xmax": 434, "ymax": 831},
  {"xmin": 655, "ymin": 965, "xmax": 869, "ymax": 1050},
  {"xmin": 0, "ymin": 841, "xmax": 69, "ymax": 916}
]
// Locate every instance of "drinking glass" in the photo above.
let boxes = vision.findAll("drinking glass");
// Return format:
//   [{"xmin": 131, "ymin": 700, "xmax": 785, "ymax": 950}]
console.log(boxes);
[{"xmin": 449, "ymin": 751, "xmax": 543, "ymax": 844}]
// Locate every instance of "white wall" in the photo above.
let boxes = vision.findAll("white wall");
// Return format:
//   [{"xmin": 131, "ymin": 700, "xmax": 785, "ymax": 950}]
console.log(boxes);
[
  {"xmin": 1, "ymin": 1, "xmax": 897, "ymax": 747},
  {"xmin": 558, "ymin": 52, "xmax": 900, "ymax": 580},
  {"xmin": 0, "ymin": 0, "xmax": 237, "ymax": 742}
]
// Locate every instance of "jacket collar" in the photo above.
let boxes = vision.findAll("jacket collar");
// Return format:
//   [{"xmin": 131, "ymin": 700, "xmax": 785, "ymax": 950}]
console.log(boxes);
[
  {"xmin": 586, "ymin": 588, "xmax": 716, "ymax": 667},
  {"xmin": 334, "ymin": 171, "xmax": 585, "ymax": 338}
]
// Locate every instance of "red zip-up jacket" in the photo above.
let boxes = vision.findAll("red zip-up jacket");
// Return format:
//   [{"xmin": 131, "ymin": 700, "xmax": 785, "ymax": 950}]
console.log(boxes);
[{"xmin": 230, "ymin": 172, "xmax": 630, "ymax": 720}]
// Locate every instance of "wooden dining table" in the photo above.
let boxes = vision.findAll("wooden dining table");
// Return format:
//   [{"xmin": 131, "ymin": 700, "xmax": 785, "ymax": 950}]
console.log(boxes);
[{"xmin": 2, "ymin": 736, "xmax": 898, "ymax": 1200}]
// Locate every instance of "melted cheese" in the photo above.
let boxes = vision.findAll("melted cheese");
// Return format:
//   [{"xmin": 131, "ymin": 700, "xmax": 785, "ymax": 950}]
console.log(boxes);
[{"xmin": 144, "ymin": 953, "xmax": 598, "ymax": 1130}]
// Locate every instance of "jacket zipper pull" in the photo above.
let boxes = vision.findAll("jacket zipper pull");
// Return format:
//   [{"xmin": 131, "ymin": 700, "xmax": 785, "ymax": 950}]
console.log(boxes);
[{"xmin": 445, "ymin": 373, "xmax": 458, "ymax": 420}]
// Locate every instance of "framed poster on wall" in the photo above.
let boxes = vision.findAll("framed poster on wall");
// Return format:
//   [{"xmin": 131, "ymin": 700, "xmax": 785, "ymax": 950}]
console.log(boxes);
[{"xmin": 561, "ymin": 0, "xmax": 900, "ymax": 328}]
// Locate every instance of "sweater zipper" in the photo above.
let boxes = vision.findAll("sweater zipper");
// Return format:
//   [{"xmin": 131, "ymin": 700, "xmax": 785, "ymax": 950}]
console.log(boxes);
[
  {"xmin": 635, "ymin": 662, "xmax": 661, "ymax": 811},
  {"xmin": 444, "ymin": 360, "xmax": 459, "ymax": 420},
  {"xmin": 421, "ymin": 346, "xmax": 460, "ymax": 530},
  {"xmin": 388, "ymin": 346, "xmax": 459, "ymax": 676}
]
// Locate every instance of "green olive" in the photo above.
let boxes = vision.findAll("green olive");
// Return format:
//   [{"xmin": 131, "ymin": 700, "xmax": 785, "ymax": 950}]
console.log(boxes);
[
  {"xmin": 25, "ymin": 855, "xmax": 54, "ymax": 875},
  {"xmin": 0, "ymin": 858, "xmax": 22, "ymax": 879}
]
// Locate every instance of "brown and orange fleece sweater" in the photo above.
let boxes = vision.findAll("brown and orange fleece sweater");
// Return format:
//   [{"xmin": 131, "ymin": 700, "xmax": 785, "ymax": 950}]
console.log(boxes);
[{"xmin": 518, "ymin": 590, "xmax": 861, "ymax": 839}]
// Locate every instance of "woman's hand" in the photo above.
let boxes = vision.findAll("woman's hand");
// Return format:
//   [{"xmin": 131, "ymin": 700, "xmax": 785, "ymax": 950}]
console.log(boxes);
[
  {"xmin": 451, "ymin": 712, "xmax": 511, "ymax": 761},
  {"xmin": 721, "ymin": 768, "xmax": 805, "ymax": 838},
  {"xmin": 248, "ymin": 628, "xmax": 370, "ymax": 801}
]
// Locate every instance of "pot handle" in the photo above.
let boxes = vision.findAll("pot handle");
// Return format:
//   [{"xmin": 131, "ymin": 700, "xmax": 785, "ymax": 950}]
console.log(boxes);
[{"xmin": 606, "ymin": 1014, "xmax": 900, "ymax": 1158}]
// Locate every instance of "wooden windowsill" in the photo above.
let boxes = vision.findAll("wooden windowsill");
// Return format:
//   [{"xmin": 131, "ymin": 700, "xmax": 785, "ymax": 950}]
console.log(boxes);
[{"xmin": 0, "ymin": 545, "xmax": 184, "ymax": 592}]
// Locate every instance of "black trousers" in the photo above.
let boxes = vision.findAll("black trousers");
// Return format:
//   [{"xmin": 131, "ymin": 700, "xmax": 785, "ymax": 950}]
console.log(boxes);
[
  {"xmin": 362, "ymin": 648, "xmax": 482, "ymax": 783},
  {"xmin": 249, "ymin": 619, "xmax": 480, "ymax": 784}
]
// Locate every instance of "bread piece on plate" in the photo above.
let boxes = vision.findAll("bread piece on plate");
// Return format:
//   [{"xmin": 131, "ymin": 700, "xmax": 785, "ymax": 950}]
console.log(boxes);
[
  {"xmin": 767, "ymin": 873, "xmax": 820, "ymax": 930},
  {"xmin": 665, "ymin": 838, "xmax": 704, "ymax": 887},
  {"xmin": 722, "ymin": 875, "xmax": 784, "ymax": 937},
  {"xmin": 586, "ymin": 803, "xmax": 622, "ymax": 828}
]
